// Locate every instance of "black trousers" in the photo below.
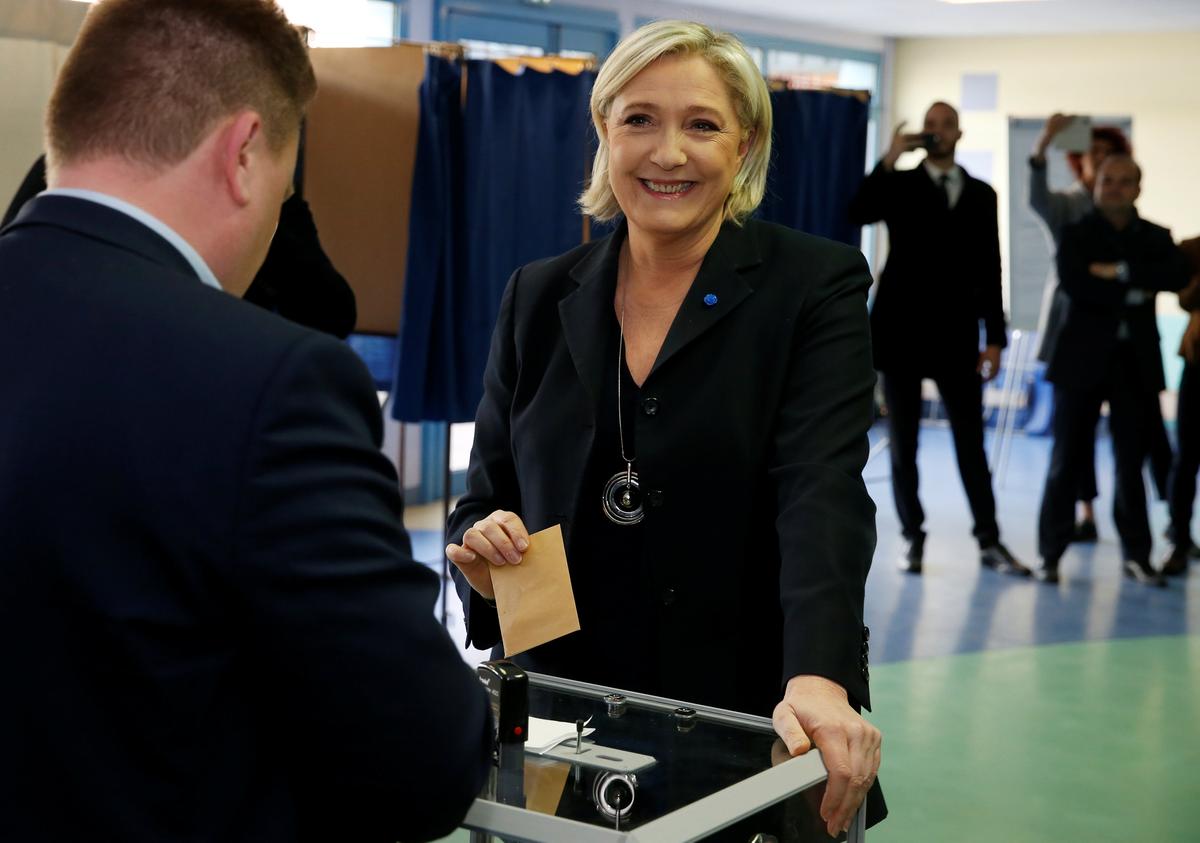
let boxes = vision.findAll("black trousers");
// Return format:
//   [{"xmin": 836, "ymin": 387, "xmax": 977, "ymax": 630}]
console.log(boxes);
[
  {"xmin": 1039, "ymin": 353, "xmax": 1156, "ymax": 564},
  {"xmin": 1168, "ymin": 359, "xmax": 1200, "ymax": 546},
  {"xmin": 882, "ymin": 370, "xmax": 999, "ymax": 547},
  {"xmin": 1068, "ymin": 391, "xmax": 1171, "ymax": 504}
]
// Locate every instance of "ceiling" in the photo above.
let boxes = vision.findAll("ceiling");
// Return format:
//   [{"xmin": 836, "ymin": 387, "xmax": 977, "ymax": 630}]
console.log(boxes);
[{"xmin": 676, "ymin": 0, "xmax": 1200, "ymax": 38}]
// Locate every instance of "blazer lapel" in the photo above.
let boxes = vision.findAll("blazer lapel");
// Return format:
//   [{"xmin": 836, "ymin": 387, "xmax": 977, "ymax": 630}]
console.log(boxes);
[
  {"xmin": 559, "ymin": 224, "xmax": 623, "ymax": 411},
  {"xmin": 651, "ymin": 221, "xmax": 760, "ymax": 377}
]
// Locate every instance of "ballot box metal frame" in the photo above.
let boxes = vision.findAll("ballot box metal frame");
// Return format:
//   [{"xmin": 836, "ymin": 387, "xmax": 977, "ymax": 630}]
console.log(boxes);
[{"xmin": 462, "ymin": 671, "xmax": 867, "ymax": 843}]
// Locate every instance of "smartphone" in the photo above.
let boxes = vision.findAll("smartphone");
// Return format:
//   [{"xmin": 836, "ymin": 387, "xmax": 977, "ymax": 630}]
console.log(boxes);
[
  {"xmin": 1052, "ymin": 116, "xmax": 1092, "ymax": 153},
  {"xmin": 919, "ymin": 133, "xmax": 939, "ymax": 150}
]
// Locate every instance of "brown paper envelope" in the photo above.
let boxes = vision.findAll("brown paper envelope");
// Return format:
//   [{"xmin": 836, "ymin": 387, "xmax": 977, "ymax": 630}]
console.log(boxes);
[
  {"xmin": 490, "ymin": 524, "xmax": 580, "ymax": 657},
  {"xmin": 523, "ymin": 757, "xmax": 571, "ymax": 816}
]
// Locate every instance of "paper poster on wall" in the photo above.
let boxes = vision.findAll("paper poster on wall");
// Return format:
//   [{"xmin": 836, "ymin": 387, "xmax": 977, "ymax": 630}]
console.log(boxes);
[
  {"xmin": 961, "ymin": 73, "xmax": 998, "ymax": 112},
  {"xmin": 958, "ymin": 149, "xmax": 994, "ymax": 185}
]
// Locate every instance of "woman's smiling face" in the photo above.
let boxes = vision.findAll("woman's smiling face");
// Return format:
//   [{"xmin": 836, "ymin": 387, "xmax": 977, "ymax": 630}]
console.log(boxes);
[{"xmin": 605, "ymin": 52, "xmax": 750, "ymax": 243}]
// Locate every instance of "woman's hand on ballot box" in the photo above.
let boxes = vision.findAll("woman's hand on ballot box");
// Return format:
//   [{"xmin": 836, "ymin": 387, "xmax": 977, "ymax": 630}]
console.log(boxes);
[{"xmin": 773, "ymin": 674, "xmax": 881, "ymax": 839}]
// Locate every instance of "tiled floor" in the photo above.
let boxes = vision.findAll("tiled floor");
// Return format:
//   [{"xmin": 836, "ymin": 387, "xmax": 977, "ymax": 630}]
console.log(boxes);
[{"xmin": 408, "ymin": 422, "xmax": 1200, "ymax": 841}]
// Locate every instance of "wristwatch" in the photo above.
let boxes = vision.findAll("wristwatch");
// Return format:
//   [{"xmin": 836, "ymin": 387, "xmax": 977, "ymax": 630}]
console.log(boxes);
[{"xmin": 1115, "ymin": 261, "xmax": 1131, "ymax": 283}]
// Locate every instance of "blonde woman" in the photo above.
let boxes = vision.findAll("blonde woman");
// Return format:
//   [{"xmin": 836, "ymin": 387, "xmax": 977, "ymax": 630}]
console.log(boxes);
[{"xmin": 448, "ymin": 20, "xmax": 883, "ymax": 835}]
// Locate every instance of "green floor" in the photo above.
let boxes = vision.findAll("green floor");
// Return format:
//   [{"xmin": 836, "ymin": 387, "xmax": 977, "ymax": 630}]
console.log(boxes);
[{"xmin": 865, "ymin": 635, "xmax": 1200, "ymax": 842}]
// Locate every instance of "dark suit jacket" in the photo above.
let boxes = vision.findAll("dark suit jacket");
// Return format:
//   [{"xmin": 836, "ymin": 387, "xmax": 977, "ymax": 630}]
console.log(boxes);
[
  {"xmin": 3, "ymin": 154, "xmax": 357, "ymax": 338},
  {"xmin": 0, "ymin": 196, "xmax": 490, "ymax": 842},
  {"xmin": 848, "ymin": 161, "xmax": 1007, "ymax": 374},
  {"xmin": 1049, "ymin": 210, "xmax": 1189, "ymax": 391},
  {"xmin": 449, "ymin": 219, "xmax": 877, "ymax": 716}
]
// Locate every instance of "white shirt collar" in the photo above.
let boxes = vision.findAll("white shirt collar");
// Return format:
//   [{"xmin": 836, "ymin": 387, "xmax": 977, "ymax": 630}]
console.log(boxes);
[
  {"xmin": 40, "ymin": 188, "xmax": 223, "ymax": 292},
  {"xmin": 923, "ymin": 160, "xmax": 961, "ymax": 183}
]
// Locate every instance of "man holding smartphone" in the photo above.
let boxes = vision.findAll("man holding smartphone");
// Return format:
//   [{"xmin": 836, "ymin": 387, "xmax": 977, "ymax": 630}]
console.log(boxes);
[{"xmin": 849, "ymin": 101, "xmax": 1027, "ymax": 577}]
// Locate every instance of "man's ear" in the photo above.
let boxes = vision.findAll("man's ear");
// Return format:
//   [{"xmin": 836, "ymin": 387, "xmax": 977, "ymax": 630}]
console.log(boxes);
[{"xmin": 220, "ymin": 111, "xmax": 265, "ymax": 207}]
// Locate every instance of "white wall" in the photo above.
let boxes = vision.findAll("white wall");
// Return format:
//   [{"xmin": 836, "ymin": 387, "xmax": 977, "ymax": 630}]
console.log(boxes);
[
  {"xmin": 0, "ymin": 37, "xmax": 70, "ymax": 208},
  {"xmin": 890, "ymin": 31, "xmax": 1200, "ymax": 316}
]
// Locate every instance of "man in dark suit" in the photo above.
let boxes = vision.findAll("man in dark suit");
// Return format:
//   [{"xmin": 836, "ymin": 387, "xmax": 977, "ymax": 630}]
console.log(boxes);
[
  {"xmin": 849, "ymin": 101, "xmax": 1027, "ymax": 576},
  {"xmin": 1036, "ymin": 155, "xmax": 1190, "ymax": 585},
  {"xmin": 0, "ymin": 2, "xmax": 490, "ymax": 841}
]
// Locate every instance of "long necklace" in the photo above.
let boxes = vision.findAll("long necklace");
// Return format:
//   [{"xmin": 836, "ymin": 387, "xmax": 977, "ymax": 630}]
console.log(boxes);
[{"xmin": 601, "ymin": 289, "xmax": 644, "ymax": 525}]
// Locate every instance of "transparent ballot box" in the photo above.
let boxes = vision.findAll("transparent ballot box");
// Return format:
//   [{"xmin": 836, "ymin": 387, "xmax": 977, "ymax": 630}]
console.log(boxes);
[{"xmin": 464, "ymin": 665, "xmax": 866, "ymax": 843}]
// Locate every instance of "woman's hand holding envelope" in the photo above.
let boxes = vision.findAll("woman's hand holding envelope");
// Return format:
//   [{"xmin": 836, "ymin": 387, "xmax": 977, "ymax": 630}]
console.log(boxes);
[{"xmin": 445, "ymin": 510, "xmax": 530, "ymax": 601}]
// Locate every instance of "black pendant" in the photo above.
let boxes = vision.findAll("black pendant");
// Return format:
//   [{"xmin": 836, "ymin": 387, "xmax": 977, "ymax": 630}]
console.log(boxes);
[{"xmin": 602, "ymin": 469, "xmax": 644, "ymax": 525}]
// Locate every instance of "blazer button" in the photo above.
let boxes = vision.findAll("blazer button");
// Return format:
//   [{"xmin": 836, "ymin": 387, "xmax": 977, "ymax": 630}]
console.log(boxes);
[
  {"xmin": 641, "ymin": 397, "xmax": 659, "ymax": 416},
  {"xmin": 661, "ymin": 587, "xmax": 676, "ymax": 607},
  {"xmin": 862, "ymin": 626, "xmax": 870, "ymax": 642},
  {"xmin": 647, "ymin": 489, "xmax": 664, "ymax": 507}
]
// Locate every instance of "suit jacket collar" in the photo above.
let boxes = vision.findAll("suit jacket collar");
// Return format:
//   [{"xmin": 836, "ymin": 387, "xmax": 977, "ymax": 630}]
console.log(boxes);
[
  {"xmin": 4, "ymin": 194, "xmax": 201, "ymax": 283},
  {"xmin": 559, "ymin": 218, "xmax": 762, "ymax": 409}
]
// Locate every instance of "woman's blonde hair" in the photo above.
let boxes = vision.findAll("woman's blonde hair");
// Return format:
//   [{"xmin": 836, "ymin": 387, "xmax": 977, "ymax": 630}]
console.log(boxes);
[{"xmin": 579, "ymin": 20, "xmax": 772, "ymax": 226}]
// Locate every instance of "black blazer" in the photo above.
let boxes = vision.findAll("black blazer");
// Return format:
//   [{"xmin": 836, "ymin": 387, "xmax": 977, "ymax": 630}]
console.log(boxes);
[
  {"xmin": 2, "ymin": 155, "xmax": 357, "ymax": 338},
  {"xmin": 848, "ymin": 162, "xmax": 1007, "ymax": 374},
  {"xmin": 0, "ymin": 196, "xmax": 490, "ymax": 842},
  {"xmin": 1049, "ymin": 210, "xmax": 1190, "ymax": 391},
  {"xmin": 448, "ymin": 219, "xmax": 878, "ymax": 718}
]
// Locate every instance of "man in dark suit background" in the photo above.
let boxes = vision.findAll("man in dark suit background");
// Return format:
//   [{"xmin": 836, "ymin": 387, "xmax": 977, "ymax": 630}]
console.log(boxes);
[
  {"xmin": 0, "ymin": 2, "xmax": 490, "ymax": 841},
  {"xmin": 1036, "ymin": 156, "xmax": 1190, "ymax": 585},
  {"xmin": 849, "ymin": 101, "xmax": 1027, "ymax": 576}
]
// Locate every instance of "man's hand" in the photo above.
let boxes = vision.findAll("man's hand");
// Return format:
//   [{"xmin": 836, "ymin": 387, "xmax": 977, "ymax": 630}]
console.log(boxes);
[
  {"xmin": 1089, "ymin": 262, "xmax": 1122, "ymax": 280},
  {"xmin": 882, "ymin": 121, "xmax": 926, "ymax": 170},
  {"xmin": 445, "ymin": 510, "xmax": 529, "ymax": 602},
  {"xmin": 1033, "ymin": 112, "xmax": 1073, "ymax": 162},
  {"xmin": 977, "ymin": 344, "xmax": 1002, "ymax": 382},
  {"xmin": 773, "ymin": 675, "xmax": 881, "ymax": 839}
]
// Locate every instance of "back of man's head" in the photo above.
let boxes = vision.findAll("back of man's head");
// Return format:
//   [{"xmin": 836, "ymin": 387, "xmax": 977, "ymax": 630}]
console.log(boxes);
[{"xmin": 46, "ymin": 0, "xmax": 316, "ymax": 175}]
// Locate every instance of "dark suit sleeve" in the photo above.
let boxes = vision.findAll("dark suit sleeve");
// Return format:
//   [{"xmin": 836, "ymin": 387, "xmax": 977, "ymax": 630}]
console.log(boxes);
[
  {"xmin": 1056, "ymin": 223, "xmax": 1126, "ymax": 309},
  {"xmin": 846, "ymin": 161, "xmax": 894, "ymax": 227},
  {"xmin": 1178, "ymin": 237, "xmax": 1200, "ymax": 311},
  {"xmin": 1, "ymin": 156, "xmax": 47, "ymax": 229},
  {"xmin": 225, "ymin": 334, "xmax": 491, "ymax": 842},
  {"xmin": 771, "ymin": 245, "xmax": 877, "ymax": 711},
  {"xmin": 1127, "ymin": 228, "xmax": 1190, "ymax": 294},
  {"xmin": 243, "ymin": 195, "xmax": 357, "ymax": 339},
  {"xmin": 979, "ymin": 187, "xmax": 1008, "ymax": 349},
  {"xmin": 445, "ymin": 270, "xmax": 525, "ymax": 651}
]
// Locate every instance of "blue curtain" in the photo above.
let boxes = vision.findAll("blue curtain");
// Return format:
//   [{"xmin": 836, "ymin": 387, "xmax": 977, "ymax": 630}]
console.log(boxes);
[
  {"xmin": 392, "ymin": 58, "xmax": 595, "ymax": 423},
  {"xmin": 757, "ymin": 90, "xmax": 869, "ymax": 247},
  {"xmin": 392, "ymin": 55, "xmax": 466, "ymax": 422}
]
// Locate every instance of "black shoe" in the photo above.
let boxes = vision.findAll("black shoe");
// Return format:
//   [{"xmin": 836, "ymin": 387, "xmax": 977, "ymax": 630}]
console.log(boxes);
[
  {"xmin": 1072, "ymin": 519, "xmax": 1098, "ymax": 543},
  {"xmin": 1123, "ymin": 559, "xmax": 1166, "ymax": 587},
  {"xmin": 1160, "ymin": 546, "xmax": 1189, "ymax": 577},
  {"xmin": 898, "ymin": 535, "xmax": 924, "ymax": 574},
  {"xmin": 1034, "ymin": 560, "xmax": 1060, "ymax": 584},
  {"xmin": 980, "ymin": 543, "xmax": 1031, "ymax": 576}
]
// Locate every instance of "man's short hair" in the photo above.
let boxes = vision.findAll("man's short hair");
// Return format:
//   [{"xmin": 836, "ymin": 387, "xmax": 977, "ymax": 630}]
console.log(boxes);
[
  {"xmin": 1098, "ymin": 153, "xmax": 1142, "ymax": 184},
  {"xmin": 925, "ymin": 101, "xmax": 960, "ymax": 127},
  {"xmin": 46, "ymin": 0, "xmax": 316, "ymax": 172}
]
